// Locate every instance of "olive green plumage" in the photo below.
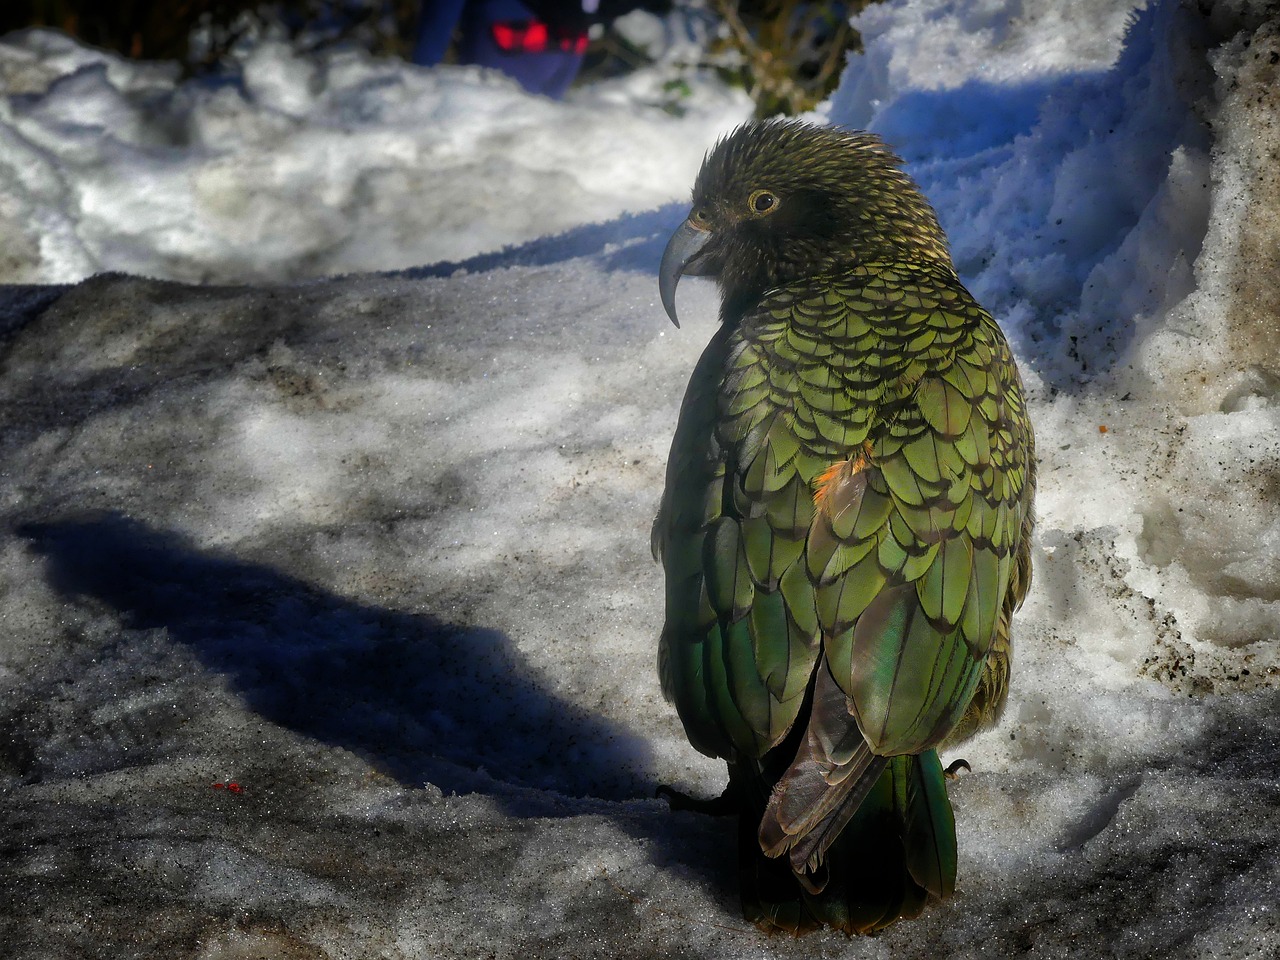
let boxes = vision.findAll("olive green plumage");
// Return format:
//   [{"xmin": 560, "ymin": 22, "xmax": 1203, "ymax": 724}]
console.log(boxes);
[{"xmin": 653, "ymin": 119, "xmax": 1035, "ymax": 935}]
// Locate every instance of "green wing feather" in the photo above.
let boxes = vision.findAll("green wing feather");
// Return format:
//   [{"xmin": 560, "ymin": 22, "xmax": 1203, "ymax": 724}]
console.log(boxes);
[
  {"xmin": 656, "ymin": 260, "xmax": 1032, "ymax": 764},
  {"xmin": 899, "ymin": 750, "xmax": 958, "ymax": 898},
  {"xmin": 656, "ymin": 261, "xmax": 1034, "ymax": 930},
  {"xmin": 655, "ymin": 322, "xmax": 823, "ymax": 759}
]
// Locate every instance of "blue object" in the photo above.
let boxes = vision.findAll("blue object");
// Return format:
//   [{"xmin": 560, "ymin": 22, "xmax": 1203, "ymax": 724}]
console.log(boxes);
[
  {"xmin": 413, "ymin": 0, "xmax": 590, "ymax": 99},
  {"xmin": 413, "ymin": 0, "xmax": 470, "ymax": 65}
]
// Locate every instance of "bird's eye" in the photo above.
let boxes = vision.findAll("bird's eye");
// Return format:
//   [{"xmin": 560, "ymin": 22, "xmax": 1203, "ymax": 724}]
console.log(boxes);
[{"xmin": 749, "ymin": 190, "xmax": 779, "ymax": 215}]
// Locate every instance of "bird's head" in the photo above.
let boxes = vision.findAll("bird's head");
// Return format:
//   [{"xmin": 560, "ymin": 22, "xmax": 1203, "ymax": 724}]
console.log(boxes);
[{"xmin": 660, "ymin": 119, "xmax": 952, "ymax": 326}]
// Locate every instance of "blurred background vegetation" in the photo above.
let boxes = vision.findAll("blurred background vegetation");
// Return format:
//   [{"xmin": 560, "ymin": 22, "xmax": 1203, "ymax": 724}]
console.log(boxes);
[
  {"xmin": 703, "ymin": 0, "xmax": 868, "ymax": 117},
  {"xmin": 0, "ymin": 1, "xmax": 422, "ymax": 68},
  {"xmin": 0, "ymin": 0, "xmax": 872, "ymax": 116}
]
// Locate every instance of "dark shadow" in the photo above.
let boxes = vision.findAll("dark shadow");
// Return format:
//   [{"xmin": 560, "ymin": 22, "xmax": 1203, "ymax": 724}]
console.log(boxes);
[
  {"xmin": 398, "ymin": 203, "xmax": 688, "ymax": 280},
  {"xmin": 19, "ymin": 513, "xmax": 655, "ymax": 811},
  {"xmin": 1054, "ymin": 774, "xmax": 1145, "ymax": 852},
  {"xmin": 0, "ymin": 284, "xmax": 69, "ymax": 341}
]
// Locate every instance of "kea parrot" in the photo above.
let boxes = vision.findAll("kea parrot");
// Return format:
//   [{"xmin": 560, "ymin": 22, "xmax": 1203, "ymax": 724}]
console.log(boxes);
[{"xmin": 652, "ymin": 119, "xmax": 1036, "ymax": 935}]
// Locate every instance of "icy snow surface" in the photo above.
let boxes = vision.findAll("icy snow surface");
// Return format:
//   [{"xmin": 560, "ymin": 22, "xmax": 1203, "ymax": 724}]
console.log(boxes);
[{"xmin": 3, "ymin": 0, "xmax": 1280, "ymax": 957}]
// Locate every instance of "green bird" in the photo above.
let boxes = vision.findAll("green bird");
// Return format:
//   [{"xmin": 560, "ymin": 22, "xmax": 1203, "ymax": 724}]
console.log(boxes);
[{"xmin": 653, "ymin": 119, "xmax": 1036, "ymax": 935}]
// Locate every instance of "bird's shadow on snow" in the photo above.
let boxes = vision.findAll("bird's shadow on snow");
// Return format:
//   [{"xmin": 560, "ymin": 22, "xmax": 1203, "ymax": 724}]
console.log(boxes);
[{"xmin": 18, "ymin": 513, "xmax": 662, "ymax": 814}]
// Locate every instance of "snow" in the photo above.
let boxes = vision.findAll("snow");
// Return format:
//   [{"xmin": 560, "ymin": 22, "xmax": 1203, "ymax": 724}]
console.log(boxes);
[
  {"xmin": 3, "ymin": 0, "xmax": 1280, "ymax": 958},
  {"xmin": 0, "ymin": 28, "xmax": 747, "ymax": 284}
]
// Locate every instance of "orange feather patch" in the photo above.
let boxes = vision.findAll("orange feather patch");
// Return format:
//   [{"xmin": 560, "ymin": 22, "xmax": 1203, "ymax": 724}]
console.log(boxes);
[{"xmin": 812, "ymin": 444, "xmax": 874, "ymax": 515}]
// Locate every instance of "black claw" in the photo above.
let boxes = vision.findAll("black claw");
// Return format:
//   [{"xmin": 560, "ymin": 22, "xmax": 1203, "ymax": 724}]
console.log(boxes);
[{"xmin": 944, "ymin": 758, "xmax": 972, "ymax": 779}]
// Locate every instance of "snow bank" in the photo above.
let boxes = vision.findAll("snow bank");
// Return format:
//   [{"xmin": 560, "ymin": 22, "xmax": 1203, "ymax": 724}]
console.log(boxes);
[
  {"xmin": 2, "ymin": 0, "xmax": 1280, "ymax": 957},
  {"xmin": 0, "ymin": 28, "xmax": 747, "ymax": 285}
]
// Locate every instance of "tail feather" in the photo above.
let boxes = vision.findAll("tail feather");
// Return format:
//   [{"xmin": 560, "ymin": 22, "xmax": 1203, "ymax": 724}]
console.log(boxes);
[
  {"xmin": 901, "ymin": 750, "xmax": 957, "ymax": 898},
  {"xmin": 784, "ymin": 753, "xmax": 887, "ymax": 878},
  {"xmin": 757, "ymin": 740, "xmax": 884, "ymax": 863},
  {"xmin": 758, "ymin": 660, "xmax": 882, "ymax": 869},
  {"xmin": 735, "ymin": 748, "xmax": 956, "ymax": 935}
]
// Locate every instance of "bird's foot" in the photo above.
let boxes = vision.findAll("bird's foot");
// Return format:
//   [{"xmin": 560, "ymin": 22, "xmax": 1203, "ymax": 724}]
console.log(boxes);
[
  {"xmin": 944, "ymin": 758, "xmax": 972, "ymax": 779},
  {"xmin": 655, "ymin": 783, "xmax": 738, "ymax": 816}
]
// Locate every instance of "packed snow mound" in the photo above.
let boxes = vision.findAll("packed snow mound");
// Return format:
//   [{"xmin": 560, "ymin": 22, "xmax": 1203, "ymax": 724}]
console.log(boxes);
[
  {"xmin": 0, "ymin": 28, "xmax": 748, "ymax": 285},
  {"xmin": 841, "ymin": 0, "xmax": 1280, "ymax": 703},
  {"xmin": 838, "ymin": 0, "xmax": 1213, "ymax": 387},
  {"xmin": 3, "ymin": 1, "xmax": 1280, "ymax": 958}
]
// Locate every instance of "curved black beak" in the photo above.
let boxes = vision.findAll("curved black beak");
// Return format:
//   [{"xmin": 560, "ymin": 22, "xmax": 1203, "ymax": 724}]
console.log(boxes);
[{"xmin": 658, "ymin": 217, "xmax": 714, "ymax": 328}]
